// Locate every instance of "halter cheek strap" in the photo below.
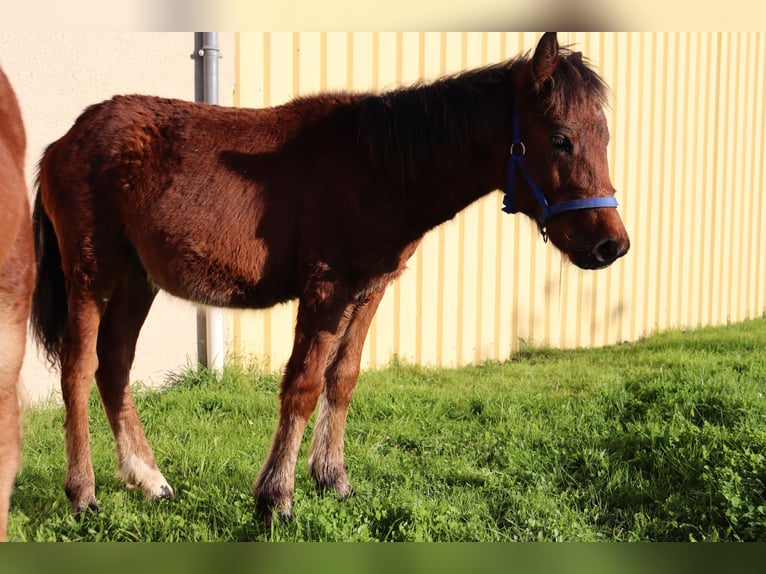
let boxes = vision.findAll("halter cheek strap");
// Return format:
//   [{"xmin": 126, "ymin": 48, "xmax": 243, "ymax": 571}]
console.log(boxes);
[{"xmin": 502, "ymin": 105, "xmax": 618, "ymax": 242}]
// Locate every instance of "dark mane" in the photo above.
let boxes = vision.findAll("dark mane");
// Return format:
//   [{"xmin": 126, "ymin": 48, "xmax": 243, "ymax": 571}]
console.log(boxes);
[
  {"xmin": 357, "ymin": 47, "xmax": 609, "ymax": 188},
  {"xmin": 357, "ymin": 58, "xmax": 521, "ymax": 188}
]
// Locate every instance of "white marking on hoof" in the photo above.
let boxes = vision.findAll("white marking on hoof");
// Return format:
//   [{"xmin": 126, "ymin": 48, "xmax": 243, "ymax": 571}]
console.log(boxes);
[{"xmin": 119, "ymin": 454, "xmax": 174, "ymax": 500}]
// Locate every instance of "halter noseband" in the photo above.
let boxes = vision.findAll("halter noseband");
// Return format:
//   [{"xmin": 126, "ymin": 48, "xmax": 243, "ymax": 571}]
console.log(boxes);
[{"xmin": 501, "ymin": 105, "xmax": 618, "ymax": 242}]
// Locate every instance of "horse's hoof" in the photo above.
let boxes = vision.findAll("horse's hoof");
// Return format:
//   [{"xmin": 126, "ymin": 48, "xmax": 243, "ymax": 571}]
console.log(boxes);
[
  {"xmin": 261, "ymin": 507, "xmax": 292, "ymax": 528},
  {"xmin": 332, "ymin": 478, "xmax": 355, "ymax": 500},
  {"xmin": 157, "ymin": 484, "xmax": 175, "ymax": 500},
  {"xmin": 311, "ymin": 469, "xmax": 354, "ymax": 499},
  {"xmin": 254, "ymin": 493, "xmax": 292, "ymax": 527},
  {"xmin": 73, "ymin": 500, "xmax": 100, "ymax": 516},
  {"xmin": 318, "ymin": 480, "xmax": 355, "ymax": 500},
  {"xmin": 66, "ymin": 486, "xmax": 100, "ymax": 515},
  {"xmin": 137, "ymin": 477, "xmax": 174, "ymax": 501}
]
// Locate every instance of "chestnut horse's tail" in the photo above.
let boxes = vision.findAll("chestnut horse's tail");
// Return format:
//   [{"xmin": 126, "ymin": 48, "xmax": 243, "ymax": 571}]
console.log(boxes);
[{"xmin": 30, "ymin": 187, "xmax": 67, "ymax": 370}]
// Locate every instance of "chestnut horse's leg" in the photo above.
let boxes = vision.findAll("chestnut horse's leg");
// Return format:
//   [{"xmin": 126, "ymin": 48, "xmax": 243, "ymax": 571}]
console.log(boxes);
[
  {"xmin": 253, "ymin": 280, "xmax": 354, "ymax": 523},
  {"xmin": 60, "ymin": 292, "xmax": 104, "ymax": 513},
  {"xmin": 307, "ymin": 287, "xmax": 386, "ymax": 498},
  {"xmin": 0, "ymin": 300, "xmax": 27, "ymax": 541},
  {"xmin": 95, "ymin": 266, "xmax": 173, "ymax": 501}
]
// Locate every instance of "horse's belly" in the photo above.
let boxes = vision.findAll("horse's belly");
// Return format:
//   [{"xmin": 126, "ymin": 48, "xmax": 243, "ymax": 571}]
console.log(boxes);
[{"xmin": 134, "ymin": 232, "xmax": 298, "ymax": 310}]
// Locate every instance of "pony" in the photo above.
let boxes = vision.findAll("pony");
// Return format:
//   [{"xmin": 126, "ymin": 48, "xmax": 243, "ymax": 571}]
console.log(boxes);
[
  {"xmin": 31, "ymin": 33, "xmax": 629, "ymax": 524},
  {"xmin": 0, "ymin": 65, "xmax": 34, "ymax": 541}
]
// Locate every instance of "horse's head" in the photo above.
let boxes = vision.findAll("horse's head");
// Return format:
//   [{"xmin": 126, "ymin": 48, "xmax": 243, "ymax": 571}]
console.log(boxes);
[{"xmin": 506, "ymin": 32, "xmax": 629, "ymax": 270}]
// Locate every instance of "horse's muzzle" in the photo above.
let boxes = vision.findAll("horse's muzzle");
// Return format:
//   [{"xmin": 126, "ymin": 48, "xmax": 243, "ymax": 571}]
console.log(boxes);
[{"xmin": 580, "ymin": 235, "xmax": 630, "ymax": 269}]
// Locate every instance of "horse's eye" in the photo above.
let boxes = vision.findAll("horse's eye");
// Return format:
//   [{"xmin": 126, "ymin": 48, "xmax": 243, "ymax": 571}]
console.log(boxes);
[{"xmin": 551, "ymin": 134, "xmax": 573, "ymax": 154}]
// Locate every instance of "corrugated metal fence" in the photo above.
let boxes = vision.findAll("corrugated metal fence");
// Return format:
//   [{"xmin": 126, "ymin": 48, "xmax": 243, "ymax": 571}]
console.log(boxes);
[{"xmin": 228, "ymin": 32, "xmax": 766, "ymax": 370}]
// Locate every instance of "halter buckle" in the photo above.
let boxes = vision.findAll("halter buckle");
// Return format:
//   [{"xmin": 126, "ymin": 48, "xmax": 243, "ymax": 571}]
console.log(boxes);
[{"xmin": 509, "ymin": 141, "xmax": 526, "ymax": 158}]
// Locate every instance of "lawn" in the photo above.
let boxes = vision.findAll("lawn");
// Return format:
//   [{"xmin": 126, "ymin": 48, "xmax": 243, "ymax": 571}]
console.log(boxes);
[{"xmin": 7, "ymin": 317, "xmax": 766, "ymax": 541}]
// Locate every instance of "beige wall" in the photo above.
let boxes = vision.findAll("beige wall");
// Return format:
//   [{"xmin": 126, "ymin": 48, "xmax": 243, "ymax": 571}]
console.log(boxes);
[
  {"xmin": 231, "ymin": 32, "xmax": 766, "ymax": 371},
  {"xmin": 0, "ymin": 32, "xmax": 236, "ymax": 404}
]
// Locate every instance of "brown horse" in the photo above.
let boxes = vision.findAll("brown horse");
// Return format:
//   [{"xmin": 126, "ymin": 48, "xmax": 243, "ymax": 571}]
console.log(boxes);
[
  {"xmin": 0, "ymin": 66, "xmax": 34, "ymax": 541},
  {"xmin": 31, "ymin": 33, "xmax": 629, "ymax": 524}
]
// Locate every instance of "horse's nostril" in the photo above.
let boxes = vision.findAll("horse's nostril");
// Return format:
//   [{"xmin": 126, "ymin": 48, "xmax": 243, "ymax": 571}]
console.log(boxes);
[{"xmin": 594, "ymin": 238, "xmax": 622, "ymax": 263}]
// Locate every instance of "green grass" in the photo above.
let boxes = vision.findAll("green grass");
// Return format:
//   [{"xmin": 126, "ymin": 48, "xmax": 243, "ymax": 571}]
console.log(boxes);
[{"xmin": 7, "ymin": 317, "xmax": 766, "ymax": 541}]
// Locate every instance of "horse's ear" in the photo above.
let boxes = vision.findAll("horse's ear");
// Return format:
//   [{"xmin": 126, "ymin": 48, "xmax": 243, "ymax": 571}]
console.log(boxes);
[{"xmin": 531, "ymin": 32, "xmax": 560, "ymax": 89}]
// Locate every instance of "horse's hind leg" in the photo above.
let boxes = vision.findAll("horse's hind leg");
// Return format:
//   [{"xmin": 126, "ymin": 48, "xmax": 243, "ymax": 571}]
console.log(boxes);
[
  {"xmin": 308, "ymin": 288, "xmax": 386, "ymax": 498},
  {"xmin": 61, "ymin": 293, "xmax": 103, "ymax": 513},
  {"xmin": 95, "ymin": 266, "xmax": 172, "ymax": 501}
]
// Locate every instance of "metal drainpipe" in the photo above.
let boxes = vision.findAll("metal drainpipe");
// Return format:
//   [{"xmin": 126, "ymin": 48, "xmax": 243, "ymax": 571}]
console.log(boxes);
[{"xmin": 193, "ymin": 32, "xmax": 224, "ymax": 375}]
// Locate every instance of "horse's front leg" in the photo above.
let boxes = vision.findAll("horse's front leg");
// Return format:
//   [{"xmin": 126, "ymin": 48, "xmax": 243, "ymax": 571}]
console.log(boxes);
[
  {"xmin": 253, "ymin": 287, "xmax": 350, "ymax": 524},
  {"xmin": 308, "ymin": 287, "xmax": 386, "ymax": 499},
  {"xmin": 0, "ymin": 294, "xmax": 28, "ymax": 541}
]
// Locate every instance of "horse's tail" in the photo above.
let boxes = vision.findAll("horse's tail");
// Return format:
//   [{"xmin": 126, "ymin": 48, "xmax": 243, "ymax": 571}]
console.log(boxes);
[{"xmin": 30, "ymin": 175, "xmax": 67, "ymax": 370}]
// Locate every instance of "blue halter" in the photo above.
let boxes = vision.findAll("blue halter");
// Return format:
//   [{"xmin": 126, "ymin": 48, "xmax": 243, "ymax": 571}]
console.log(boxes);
[{"xmin": 502, "ymin": 105, "xmax": 618, "ymax": 242}]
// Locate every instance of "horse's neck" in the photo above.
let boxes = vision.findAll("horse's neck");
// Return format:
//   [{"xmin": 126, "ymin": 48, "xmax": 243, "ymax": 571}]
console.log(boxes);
[{"xmin": 406, "ymin": 156, "xmax": 502, "ymax": 235}]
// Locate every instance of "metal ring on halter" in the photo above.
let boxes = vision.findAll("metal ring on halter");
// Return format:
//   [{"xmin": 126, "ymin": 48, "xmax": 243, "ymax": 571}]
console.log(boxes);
[{"xmin": 509, "ymin": 141, "xmax": 526, "ymax": 157}]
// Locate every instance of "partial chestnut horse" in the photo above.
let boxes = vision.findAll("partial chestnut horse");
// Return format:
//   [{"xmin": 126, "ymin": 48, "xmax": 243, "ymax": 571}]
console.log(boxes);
[
  {"xmin": 31, "ymin": 33, "xmax": 628, "ymax": 524},
  {"xmin": 0, "ymin": 66, "xmax": 34, "ymax": 541}
]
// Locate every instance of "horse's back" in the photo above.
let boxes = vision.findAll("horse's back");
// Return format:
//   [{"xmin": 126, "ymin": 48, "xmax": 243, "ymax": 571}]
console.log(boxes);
[{"xmin": 37, "ymin": 94, "xmax": 335, "ymax": 308}]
